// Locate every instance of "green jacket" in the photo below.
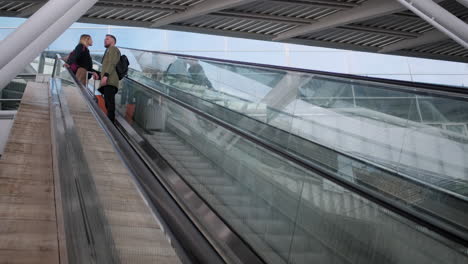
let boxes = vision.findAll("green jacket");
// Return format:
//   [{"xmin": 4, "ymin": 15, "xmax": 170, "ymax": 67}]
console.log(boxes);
[{"xmin": 101, "ymin": 46, "xmax": 121, "ymax": 88}]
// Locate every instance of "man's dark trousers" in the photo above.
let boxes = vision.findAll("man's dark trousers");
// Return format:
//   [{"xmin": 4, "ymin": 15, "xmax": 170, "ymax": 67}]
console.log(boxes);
[{"xmin": 100, "ymin": 85, "xmax": 118, "ymax": 122}]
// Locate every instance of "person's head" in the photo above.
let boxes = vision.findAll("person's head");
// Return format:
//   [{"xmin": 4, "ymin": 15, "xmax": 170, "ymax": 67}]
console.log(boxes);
[
  {"xmin": 79, "ymin": 34, "xmax": 93, "ymax": 47},
  {"xmin": 104, "ymin": 34, "xmax": 117, "ymax": 48}
]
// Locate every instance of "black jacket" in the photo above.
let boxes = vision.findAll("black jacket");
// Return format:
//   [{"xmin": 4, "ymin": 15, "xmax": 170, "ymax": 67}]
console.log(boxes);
[{"xmin": 68, "ymin": 43, "xmax": 94, "ymax": 71}]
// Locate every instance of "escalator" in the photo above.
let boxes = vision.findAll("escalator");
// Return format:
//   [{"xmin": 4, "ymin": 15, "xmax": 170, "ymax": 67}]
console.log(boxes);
[{"xmin": 54, "ymin": 50, "xmax": 468, "ymax": 263}]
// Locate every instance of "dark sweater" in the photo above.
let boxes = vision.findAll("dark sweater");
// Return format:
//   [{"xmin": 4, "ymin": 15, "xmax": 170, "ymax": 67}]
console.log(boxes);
[{"xmin": 68, "ymin": 43, "xmax": 93, "ymax": 71}]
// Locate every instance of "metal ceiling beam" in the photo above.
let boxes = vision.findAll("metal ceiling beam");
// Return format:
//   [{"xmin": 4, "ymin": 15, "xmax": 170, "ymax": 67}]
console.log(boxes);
[
  {"xmin": 340, "ymin": 24, "xmax": 419, "ymax": 38},
  {"xmin": 395, "ymin": 0, "xmax": 468, "ymax": 50},
  {"xmin": 79, "ymin": 16, "xmax": 152, "ymax": 28},
  {"xmin": 17, "ymin": 2, "xmax": 43, "ymax": 17},
  {"xmin": 213, "ymin": 11, "xmax": 314, "ymax": 24},
  {"xmin": 379, "ymin": 29, "xmax": 447, "ymax": 53},
  {"xmin": 85, "ymin": 7, "xmax": 413, "ymax": 39},
  {"xmin": 267, "ymin": 0, "xmax": 358, "ymax": 10},
  {"xmin": 92, "ymin": 3, "xmax": 170, "ymax": 13},
  {"xmin": 150, "ymin": 0, "xmax": 257, "ymax": 28},
  {"xmin": 98, "ymin": 0, "xmax": 186, "ymax": 10},
  {"xmin": 273, "ymin": 0, "xmax": 405, "ymax": 41},
  {"xmin": 210, "ymin": 11, "xmax": 418, "ymax": 38},
  {"xmin": 0, "ymin": 10, "xmax": 19, "ymax": 16}
]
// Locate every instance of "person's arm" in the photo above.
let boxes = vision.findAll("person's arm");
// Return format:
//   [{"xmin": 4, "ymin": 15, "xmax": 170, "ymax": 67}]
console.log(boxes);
[
  {"xmin": 101, "ymin": 47, "xmax": 119, "ymax": 85},
  {"xmin": 88, "ymin": 69, "xmax": 100, "ymax": 80}
]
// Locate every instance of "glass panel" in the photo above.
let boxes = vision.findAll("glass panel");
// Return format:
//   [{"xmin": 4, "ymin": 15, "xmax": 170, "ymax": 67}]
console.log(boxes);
[
  {"xmin": 290, "ymin": 178, "xmax": 468, "ymax": 264},
  {"xmin": 116, "ymin": 78, "xmax": 468, "ymax": 263},
  {"xmin": 117, "ymin": 47, "xmax": 468, "ymax": 234},
  {"xmin": 446, "ymin": 124, "xmax": 466, "ymax": 135}
]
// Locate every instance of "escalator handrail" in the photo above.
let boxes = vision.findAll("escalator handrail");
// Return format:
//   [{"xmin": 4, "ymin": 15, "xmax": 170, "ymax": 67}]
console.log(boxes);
[
  {"xmin": 119, "ymin": 46, "xmax": 468, "ymax": 99},
  {"xmin": 124, "ymin": 75, "xmax": 468, "ymax": 248}
]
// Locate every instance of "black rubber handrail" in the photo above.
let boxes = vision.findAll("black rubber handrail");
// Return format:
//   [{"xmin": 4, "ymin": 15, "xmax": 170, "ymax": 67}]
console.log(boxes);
[
  {"xmin": 119, "ymin": 46, "xmax": 468, "ymax": 98},
  {"xmin": 125, "ymin": 75, "xmax": 468, "ymax": 248}
]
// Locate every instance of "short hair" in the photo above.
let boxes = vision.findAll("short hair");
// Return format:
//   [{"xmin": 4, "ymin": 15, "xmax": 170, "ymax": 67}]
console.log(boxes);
[
  {"xmin": 106, "ymin": 34, "xmax": 117, "ymax": 44},
  {"xmin": 79, "ymin": 34, "xmax": 91, "ymax": 45}
]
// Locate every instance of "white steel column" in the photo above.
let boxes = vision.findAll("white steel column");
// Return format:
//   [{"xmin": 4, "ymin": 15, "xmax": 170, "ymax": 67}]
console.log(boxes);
[
  {"xmin": 0, "ymin": 0, "xmax": 98, "ymax": 89},
  {"xmin": 0, "ymin": 0, "xmax": 78, "ymax": 69},
  {"xmin": 395, "ymin": 0, "xmax": 468, "ymax": 49},
  {"xmin": 457, "ymin": 0, "xmax": 468, "ymax": 8}
]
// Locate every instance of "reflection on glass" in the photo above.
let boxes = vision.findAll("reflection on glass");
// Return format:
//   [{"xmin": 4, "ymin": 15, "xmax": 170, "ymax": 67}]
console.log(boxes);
[
  {"xmin": 114, "ymin": 48, "xmax": 468, "ymax": 236},
  {"xmin": 120, "ymin": 47, "xmax": 468, "ymax": 197},
  {"xmin": 115, "ymin": 79, "xmax": 468, "ymax": 264}
]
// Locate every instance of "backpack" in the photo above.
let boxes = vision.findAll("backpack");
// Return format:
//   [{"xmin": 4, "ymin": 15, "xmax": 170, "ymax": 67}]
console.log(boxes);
[
  {"xmin": 116, "ymin": 55, "xmax": 129, "ymax": 80},
  {"xmin": 66, "ymin": 50, "xmax": 79, "ymax": 73}
]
